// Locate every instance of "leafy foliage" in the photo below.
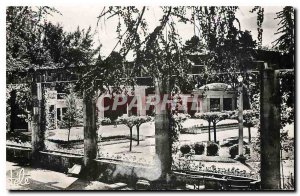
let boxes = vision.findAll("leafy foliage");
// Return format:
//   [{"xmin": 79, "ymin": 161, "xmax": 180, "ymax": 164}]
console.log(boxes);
[
  {"xmin": 230, "ymin": 109, "xmax": 259, "ymax": 128},
  {"xmin": 193, "ymin": 142, "xmax": 205, "ymax": 155},
  {"xmin": 59, "ymin": 89, "xmax": 83, "ymax": 143},
  {"xmin": 229, "ymin": 144, "xmax": 250, "ymax": 158},
  {"xmin": 273, "ymin": 6, "xmax": 295, "ymax": 55},
  {"xmin": 134, "ymin": 116, "xmax": 152, "ymax": 127},
  {"xmin": 180, "ymin": 144, "xmax": 191, "ymax": 155},
  {"xmin": 98, "ymin": 117, "xmax": 112, "ymax": 126},
  {"xmin": 206, "ymin": 142, "xmax": 219, "ymax": 156},
  {"xmin": 229, "ymin": 144, "xmax": 239, "ymax": 158},
  {"xmin": 250, "ymin": 6, "xmax": 264, "ymax": 49},
  {"xmin": 6, "ymin": 6, "xmax": 60, "ymax": 71}
]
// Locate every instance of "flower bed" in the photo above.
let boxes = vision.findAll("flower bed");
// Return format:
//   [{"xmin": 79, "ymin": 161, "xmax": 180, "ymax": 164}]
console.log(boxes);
[{"xmin": 172, "ymin": 153, "xmax": 260, "ymax": 180}]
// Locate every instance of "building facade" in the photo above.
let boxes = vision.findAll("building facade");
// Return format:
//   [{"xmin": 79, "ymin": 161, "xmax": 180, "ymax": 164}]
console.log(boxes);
[{"xmin": 45, "ymin": 82, "xmax": 237, "ymax": 129}]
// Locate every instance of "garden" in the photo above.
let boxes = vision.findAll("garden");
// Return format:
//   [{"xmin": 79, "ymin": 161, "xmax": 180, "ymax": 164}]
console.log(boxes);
[{"xmin": 6, "ymin": 6, "xmax": 295, "ymax": 190}]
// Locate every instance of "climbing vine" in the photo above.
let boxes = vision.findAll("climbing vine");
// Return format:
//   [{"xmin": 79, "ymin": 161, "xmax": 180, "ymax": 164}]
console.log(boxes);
[{"xmin": 250, "ymin": 6, "xmax": 264, "ymax": 49}]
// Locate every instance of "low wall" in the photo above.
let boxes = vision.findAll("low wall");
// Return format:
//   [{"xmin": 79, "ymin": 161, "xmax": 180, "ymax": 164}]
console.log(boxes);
[
  {"xmin": 182, "ymin": 123, "xmax": 238, "ymax": 134},
  {"xmin": 6, "ymin": 145, "xmax": 158, "ymax": 186},
  {"xmin": 38, "ymin": 151, "xmax": 83, "ymax": 173},
  {"xmin": 6, "ymin": 145, "xmax": 31, "ymax": 164}
]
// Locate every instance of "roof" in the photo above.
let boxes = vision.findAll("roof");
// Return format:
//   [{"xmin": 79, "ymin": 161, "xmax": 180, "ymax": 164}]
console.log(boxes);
[{"xmin": 198, "ymin": 83, "xmax": 232, "ymax": 91}]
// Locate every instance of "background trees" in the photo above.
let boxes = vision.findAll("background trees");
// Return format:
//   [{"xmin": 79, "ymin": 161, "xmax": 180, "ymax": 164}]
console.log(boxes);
[{"xmin": 6, "ymin": 7, "xmax": 60, "ymax": 71}]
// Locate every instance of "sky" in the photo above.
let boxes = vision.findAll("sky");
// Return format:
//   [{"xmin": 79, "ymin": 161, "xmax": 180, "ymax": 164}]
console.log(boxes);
[{"xmin": 47, "ymin": 6, "xmax": 284, "ymax": 60}]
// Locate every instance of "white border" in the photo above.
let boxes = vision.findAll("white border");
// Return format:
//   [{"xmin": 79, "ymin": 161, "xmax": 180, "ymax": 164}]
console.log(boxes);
[{"xmin": 0, "ymin": 0, "xmax": 299, "ymax": 195}]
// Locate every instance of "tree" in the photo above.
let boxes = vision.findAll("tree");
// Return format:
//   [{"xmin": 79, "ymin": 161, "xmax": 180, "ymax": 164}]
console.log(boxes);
[
  {"xmin": 59, "ymin": 90, "xmax": 82, "ymax": 143},
  {"xmin": 195, "ymin": 112, "xmax": 212, "ymax": 141},
  {"xmin": 134, "ymin": 116, "xmax": 152, "ymax": 145},
  {"xmin": 195, "ymin": 112, "xmax": 230, "ymax": 143},
  {"xmin": 273, "ymin": 6, "xmax": 295, "ymax": 55},
  {"xmin": 6, "ymin": 7, "xmax": 60, "ymax": 71},
  {"xmin": 117, "ymin": 115, "xmax": 136, "ymax": 151},
  {"xmin": 42, "ymin": 22, "xmax": 70, "ymax": 66}
]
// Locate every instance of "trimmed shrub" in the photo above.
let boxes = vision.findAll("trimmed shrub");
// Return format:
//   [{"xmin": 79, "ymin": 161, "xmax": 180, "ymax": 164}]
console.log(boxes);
[
  {"xmin": 99, "ymin": 117, "xmax": 112, "ymax": 125},
  {"xmin": 206, "ymin": 142, "xmax": 219, "ymax": 156},
  {"xmin": 180, "ymin": 144, "xmax": 191, "ymax": 155},
  {"xmin": 245, "ymin": 145, "xmax": 250, "ymax": 155},
  {"xmin": 229, "ymin": 144, "xmax": 251, "ymax": 158},
  {"xmin": 193, "ymin": 142, "xmax": 205, "ymax": 155},
  {"xmin": 229, "ymin": 144, "xmax": 238, "ymax": 158}
]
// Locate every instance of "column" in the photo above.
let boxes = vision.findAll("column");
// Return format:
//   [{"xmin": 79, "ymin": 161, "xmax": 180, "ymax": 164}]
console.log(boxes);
[
  {"xmin": 236, "ymin": 84, "xmax": 245, "ymax": 162},
  {"xmin": 97, "ymin": 95, "xmax": 105, "ymax": 118},
  {"xmin": 154, "ymin": 77, "xmax": 171, "ymax": 180},
  {"xmin": 260, "ymin": 64, "xmax": 281, "ymax": 189},
  {"xmin": 83, "ymin": 91, "xmax": 97, "ymax": 179},
  {"xmin": 31, "ymin": 81, "xmax": 45, "ymax": 162},
  {"xmin": 232, "ymin": 97, "xmax": 236, "ymax": 110},
  {"xmin": 55, "ymin": 105, "xmax": 58, "ymax": 129},
  {"xmin": 206, "ymin": 97, "xmax": 210, "ymax": 112},
  {"xmin": 136, "ymin": 86, "xmax": 146, "ymax": 116},
  {"xmin": 220, "ymin": 95, "xmax": 224, "ymax": 111}
]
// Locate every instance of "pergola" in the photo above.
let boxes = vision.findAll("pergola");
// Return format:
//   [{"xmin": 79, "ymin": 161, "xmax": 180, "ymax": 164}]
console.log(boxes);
[{"xmin": 6, "ymin": 62, "xmax": 292, "ymax": 189}]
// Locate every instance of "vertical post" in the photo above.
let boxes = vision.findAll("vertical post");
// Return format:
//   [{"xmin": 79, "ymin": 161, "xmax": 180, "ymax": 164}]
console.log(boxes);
[
  {"xmin": 207, "ymin": 97, "xmax": 210, "ymax": 112},
  {"xmin": 238, "ymin": 84, "xmax": 244, "ymax": 157},
  {"xmin": 155, "ymin": 77, "xmax": 171, "ymax": 180},
  {"xmin": 31, "ymin": 78, "xmax": 45, "ymax": 162},
  {"xmin": 97, "ymin": 93, "xmax": 105, "ymax": 118},
  {"xmin": 220, "ymin": 96, "xmax": 224, "ymax": 111},
  {"xmin": 83, "ymin": 91, "xmax": 97, "ymax": 179},
  {"xmin": 232, "ymin": 97, "xmax": 236, "ymax": 110},
  {"xmin": 55, "ymin": 105, "xmax": 58, "ymax": 129},
  {"xmin": 235, "ymin": 77, "xmax": 246, "ymax": 163},
  {"xmin": 260, "ymin": 64, "xmax": 281, "ymax": 189},
  {"xmin": 208, "ymin": 121, "xmax": 211, "ymax": 141}
]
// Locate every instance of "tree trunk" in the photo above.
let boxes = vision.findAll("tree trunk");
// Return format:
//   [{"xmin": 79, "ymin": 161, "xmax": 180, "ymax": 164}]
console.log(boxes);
[
  {"xmin": 260, "ymin": 65, "xmax": 281, "ymax": 189},
  {"xmin": 213, "ymin": 122, "xmax": 217, "ymax": 143},
  {"xmin": 155, "ymin": 77, "xmax": 171, "ymax": 179},
  {"xmin": 137, "ymin": 125, "xmax": 140, "ymax": 145},
  {"xmin": 248, "ymin": 127, "xmax": 251, "ymax": 144},
  {"xmin": 67, "ymin": 128, "xmax": 71, "ymax": 143},
  {"xmin": 129, "ymin": 127, "xmax": 133, "ymax": 151},
  {"xmin": 83, "ymin": 91, "xmax": 97, "ymax": 179},
  {"xmin": 208, "ymin": 121, "xmax": 211, "ymax": 141}
]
